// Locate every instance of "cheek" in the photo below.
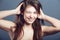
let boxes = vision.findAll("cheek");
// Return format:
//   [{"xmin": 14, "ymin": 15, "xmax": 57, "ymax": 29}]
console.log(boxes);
[
  {"xmin": 24, "ymin": 14, "xmax": 29, "ymax": 19},
  {"xmin": 23, "ymin": 14, "xmax": 28, "ymax": 21},
  {"xmin": 34, "ymin": 14, "xmax": 38, "ymax": 18}
]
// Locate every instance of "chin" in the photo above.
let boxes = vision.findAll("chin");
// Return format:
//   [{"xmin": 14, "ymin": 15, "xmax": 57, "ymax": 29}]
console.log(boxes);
[
  {"xmin": 28, "ymin": 22, "xmax": 33, "ymax": 24},
  {"xmin": 25, "ymin": 21, "xmax": 34, "ymax": 25}
]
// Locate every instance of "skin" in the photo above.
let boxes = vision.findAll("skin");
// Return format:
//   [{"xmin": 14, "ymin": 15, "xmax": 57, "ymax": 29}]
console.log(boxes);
[
  {"xmin": 0, "ymin": 3, "xmax": 60, "ymax": 40},
  {"xmin": 24, "ymin": 5, "xmax": 38, "ymax": 24}
]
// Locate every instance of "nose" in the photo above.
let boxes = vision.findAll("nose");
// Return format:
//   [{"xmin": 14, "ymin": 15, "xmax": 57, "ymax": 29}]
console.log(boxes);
[{"xmin": 30, "ymin": 13, "xmax": 34, "ymax": 18}]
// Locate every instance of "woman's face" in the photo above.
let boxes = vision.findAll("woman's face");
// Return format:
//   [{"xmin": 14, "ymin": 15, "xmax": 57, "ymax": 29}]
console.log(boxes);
[{"xmin": 23, "ymin": 5, "xmax": 38, "ymax": 24}]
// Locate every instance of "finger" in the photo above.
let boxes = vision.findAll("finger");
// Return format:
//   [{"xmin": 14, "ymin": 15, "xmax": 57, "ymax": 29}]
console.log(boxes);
[
  {"xmin": 40, "ymin": 8, "xmax": 44, "ymax": 15},
  {"xmin": 17, "ymin": 2, "xmax": 23, "ymax": 9},
  {"xmin": 16, "ymin": 2, "xmax": 24, "ymax": 14}
]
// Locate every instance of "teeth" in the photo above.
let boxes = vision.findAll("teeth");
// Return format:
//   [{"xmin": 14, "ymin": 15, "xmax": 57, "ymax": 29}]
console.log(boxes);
[
  {"xmin": 28, "ymin": 18, "xmax": 35, "ymax": 22},
  {"xmin": 29, "ymin": 19, "xmax": 34, "ymax": 21}
]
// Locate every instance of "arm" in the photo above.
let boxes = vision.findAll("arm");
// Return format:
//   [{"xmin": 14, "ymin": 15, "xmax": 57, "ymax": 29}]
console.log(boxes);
[
  {"xmin": 0, "ymin": 19, "xmax": 16, "ymax": 32},
  {"xmin": 0, "ymin": 2, "xmax": 23, "ymax": 32},
  {"xmin": 38, "ymin": 9, "xmax": 60, "ymax": 36},
  {"xmin": 42, "ymin": 25, "xmax": 60, "ymax": 36},
  {"xmin": 0, "ymin": 2, "xmax": 23, "ymax": 19},
  {"xmin": 0, "ymin": 10, "xmax": 16, "ymax": 31},
  {"xmin": 43, "ymin": 14, "xmax": 60, "ymax": 36},
  {"xmin": 0, "ymin": 9, "xmax": 16, "ymax": 32},
  {"xmin": 0, "ymin": 9, "xmax": 16, "ymax": 18},
  {"xmin": 43, "ymin": 14, "xmax": 60, "ymax": 28}
]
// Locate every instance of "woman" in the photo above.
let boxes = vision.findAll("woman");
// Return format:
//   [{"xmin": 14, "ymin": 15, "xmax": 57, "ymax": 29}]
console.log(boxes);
[{"xmin": 0, "ymin": 0, "xmax": 60, "ymax": 40}]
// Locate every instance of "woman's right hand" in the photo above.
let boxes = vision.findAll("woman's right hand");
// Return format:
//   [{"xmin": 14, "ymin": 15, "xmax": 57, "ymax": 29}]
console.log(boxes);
[{"xmin": 15, "ymin": 2, "xmax": 23, "ymax": 14}]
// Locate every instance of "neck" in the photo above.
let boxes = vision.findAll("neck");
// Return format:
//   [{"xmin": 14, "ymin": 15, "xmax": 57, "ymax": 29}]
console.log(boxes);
[{"xmin": 23, "ymin": 23, "xmax": 32, "ymax": 29}]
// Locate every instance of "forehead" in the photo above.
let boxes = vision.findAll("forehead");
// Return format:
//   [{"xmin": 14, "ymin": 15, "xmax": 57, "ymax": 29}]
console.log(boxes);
[{"xmin": 25, "ymin": 5, "xmax": 36, "ymax": 12}]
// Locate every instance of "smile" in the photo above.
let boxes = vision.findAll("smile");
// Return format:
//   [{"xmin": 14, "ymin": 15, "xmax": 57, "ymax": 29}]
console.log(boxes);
[{"xmin": 28, "ymin": 19, "xmax": 35, "ymax": 22}]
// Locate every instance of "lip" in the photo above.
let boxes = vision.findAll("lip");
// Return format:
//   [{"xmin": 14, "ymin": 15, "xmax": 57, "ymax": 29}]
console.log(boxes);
[{"xmin": 28, "ymin": 19, "xmax": 35, "ymax": 22}]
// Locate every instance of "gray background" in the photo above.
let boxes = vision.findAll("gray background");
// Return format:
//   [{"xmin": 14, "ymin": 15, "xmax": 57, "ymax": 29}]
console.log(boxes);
[{"xmin": 0, "ymin": 0, "xmax": 60, "ymax": 40}]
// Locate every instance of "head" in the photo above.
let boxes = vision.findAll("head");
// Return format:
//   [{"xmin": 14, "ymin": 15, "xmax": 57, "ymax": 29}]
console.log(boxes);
[
  {"xmin": 13, "ymin": 0, "xmax": 42, "ymax": 40},
  {"xmin": 20, "ymin": 0, "xmax": 42, "ymax": 25},
  {"xmin": 23, "ymin": 5, "xmax": 38, "ymax": 24}
]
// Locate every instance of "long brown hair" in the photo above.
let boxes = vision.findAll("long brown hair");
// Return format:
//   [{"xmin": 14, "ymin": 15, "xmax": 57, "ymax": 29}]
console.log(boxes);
[{"xmin": 13, "ymin": 0, "xmax": 43, "ymax": 40}]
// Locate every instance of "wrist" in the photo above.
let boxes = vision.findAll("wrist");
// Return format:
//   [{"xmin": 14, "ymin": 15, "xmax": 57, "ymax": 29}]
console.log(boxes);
[
  {"xmin": 39, "ymin": 14, "xmax": 46, "ymax": 20},
  {"xmin": 43, "ymin": 14, "xmax": 46, "ymax": 20},
  {"xmin": 13, "ymin": 9, "xmax": 17, "ymax": 14}
]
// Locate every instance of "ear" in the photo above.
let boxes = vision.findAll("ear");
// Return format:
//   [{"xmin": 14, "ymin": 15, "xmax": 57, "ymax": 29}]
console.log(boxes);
[
  {"xmin": 20, "ymin": 11, "xmax": 24, "ymax": 15},
  {"xmin": 37, "ymin": 13, "xmax": 41, "ymax": 19}
]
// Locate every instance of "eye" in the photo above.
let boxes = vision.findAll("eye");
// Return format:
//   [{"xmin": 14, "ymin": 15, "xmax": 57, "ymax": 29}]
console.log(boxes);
[
  {"xmin": 34, "ymin": 12, "xmax": 37, "ymax": 14},
  {"xmin": 27, "ymin": 12, "xmax": 31, "ymax": 13},
  {"xmin": 25, "ymin": 11, "xmax": 31, "ymax": 14}
]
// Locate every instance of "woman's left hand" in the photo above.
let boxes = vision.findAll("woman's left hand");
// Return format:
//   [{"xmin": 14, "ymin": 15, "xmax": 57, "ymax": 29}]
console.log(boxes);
[{"xmin": 38, "ymin": 9, "xmax": 45, "ymax": 20}]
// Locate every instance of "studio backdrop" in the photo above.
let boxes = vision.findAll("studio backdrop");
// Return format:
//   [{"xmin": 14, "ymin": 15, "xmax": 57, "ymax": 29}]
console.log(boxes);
[{"xmin": 0, "ymin": 0, "xmax": 60, "ymax": 40}]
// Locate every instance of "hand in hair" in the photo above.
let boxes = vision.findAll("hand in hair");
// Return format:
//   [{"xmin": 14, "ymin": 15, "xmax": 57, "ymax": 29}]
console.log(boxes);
[
  {"xmin": 15, "ymin": 2, "xmax": 23, "ymax": 14},
  {"xmin": 38, "ymin": 9, "xmax": 45, "ymax": 20}
]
